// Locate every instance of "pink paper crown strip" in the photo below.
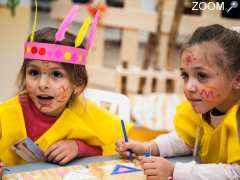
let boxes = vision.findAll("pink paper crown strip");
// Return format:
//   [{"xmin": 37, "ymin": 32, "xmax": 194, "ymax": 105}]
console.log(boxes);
[{"xmin": 24, "ymin": 42, "xmax": 87, "ymax": 65}]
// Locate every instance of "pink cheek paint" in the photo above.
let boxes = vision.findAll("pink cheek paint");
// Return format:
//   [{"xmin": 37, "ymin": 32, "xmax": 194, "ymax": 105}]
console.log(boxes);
[
  {"xmin": 200, "ymin": 88, "xmax": 220, "ymax": 101},
  {"xmin": 186, "ymin": 54, "xmax": 193, "ymax": 66},
  {"xmin": 26, "ymin": 84, "xmax": 32, "ymax": 91}
]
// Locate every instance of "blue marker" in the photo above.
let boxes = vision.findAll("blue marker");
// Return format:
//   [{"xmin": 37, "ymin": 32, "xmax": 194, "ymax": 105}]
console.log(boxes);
[
  {"xmin": 121, "ymin": 119, "xmax": 128, "ymax": 142},
  {"xmin": 144, "ymin": 151, "xmax": 151, "ymax": 157},
  {"xmin": 120, "ymin": 119, "xmax": 133, "ymax": 159}
]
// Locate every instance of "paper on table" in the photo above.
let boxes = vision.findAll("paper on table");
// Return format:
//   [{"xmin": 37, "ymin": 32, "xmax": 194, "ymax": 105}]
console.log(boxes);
[
  {"xmin": 11, "ymin": 137, "xmax": 45, "ymax": 162},
  {"xmin": 64, "ymin": 168, "xmax": 96, "ymax": 180}
]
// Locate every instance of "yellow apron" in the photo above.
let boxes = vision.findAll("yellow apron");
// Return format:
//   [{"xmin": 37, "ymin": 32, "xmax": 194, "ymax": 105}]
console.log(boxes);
[
  {"xmin": 174, "ymin": 101, "xmax": 240, "ymax": 163},
  {"xmin": 0, "ymin": 96, "xmax": 133, "ymax": 165}
]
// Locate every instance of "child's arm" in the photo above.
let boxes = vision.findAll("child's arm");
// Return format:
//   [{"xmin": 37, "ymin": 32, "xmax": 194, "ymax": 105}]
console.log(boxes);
[
  {"xmin": 116, "ymin": 131, "xmax": 191, "ymax": 159},
  {"xmin": 115, "ymin": 125, "xmax": 168, "ymax": 158},
  {"xmin": 44, "ymin": 139, "xmax": 102, "ymax": 165},
  {"xmin": 173, "ymin": 162, "xmax": 240, "ymax": 180},
  {"xmin": 139, "ymin": 156, "xmax": 240, "ymax": 180},
  {"xmin": 153, "ymin": 131, "xmax": 192, "ymax": 157},
  {"xmin": 75, "ymin": 140, "xmax": 102, "ymax": 157},
  {"xmin": 115, "ymin": 138, "xmax": 160, "ymax": 158}
]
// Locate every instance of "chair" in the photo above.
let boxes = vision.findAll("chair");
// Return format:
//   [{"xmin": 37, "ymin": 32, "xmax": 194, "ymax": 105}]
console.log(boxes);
[{"xmin": 83, "ymin": 89, "xmax": 131, "ymax": 121}]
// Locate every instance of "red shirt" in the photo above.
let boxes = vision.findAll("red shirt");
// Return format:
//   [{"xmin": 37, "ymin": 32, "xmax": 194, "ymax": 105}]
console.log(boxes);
[{"xmin": 19, "ymin": 96, "xmax": 102, "ymax": 157}]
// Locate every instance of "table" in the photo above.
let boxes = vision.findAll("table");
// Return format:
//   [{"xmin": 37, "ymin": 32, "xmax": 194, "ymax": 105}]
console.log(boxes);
[{"xmin": 4, "ymin": 155, "xmax": 193, "ymax": 175}]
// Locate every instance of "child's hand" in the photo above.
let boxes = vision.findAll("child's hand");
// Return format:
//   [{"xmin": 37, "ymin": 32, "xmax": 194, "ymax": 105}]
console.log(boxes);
[
  {"xmin": 115, "ymin": 139, "xmax": 145, "ymax": 158},
  {"xmin": 44, "ymin": 140, "xmax": 78, "ymax": 165},
  {"xmin": 0, "ymin": 161, "xmax": 3, "ymax": 178},
  {"xmin": 139, "ymin": 156, "xmax": 174, "ymax": 180}
]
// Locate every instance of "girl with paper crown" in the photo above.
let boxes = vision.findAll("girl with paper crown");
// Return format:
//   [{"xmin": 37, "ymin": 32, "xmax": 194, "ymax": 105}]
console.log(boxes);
[
  {"xmin": 0, "ymin": 0, "xmax": 133, "ymax": 168},
  {"xmin": 116, "ymin": 24, "xmax": 240, "ymax": 180}
]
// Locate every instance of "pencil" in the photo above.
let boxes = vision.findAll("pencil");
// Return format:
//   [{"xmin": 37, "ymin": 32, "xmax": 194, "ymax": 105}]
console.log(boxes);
[
  {"xmin": 120, "ymin": 119, "xmax": 132, "ymax": 159},
  {"xmin": 121, "ymin": 119, "xmax": 128, "ymax": 142}
]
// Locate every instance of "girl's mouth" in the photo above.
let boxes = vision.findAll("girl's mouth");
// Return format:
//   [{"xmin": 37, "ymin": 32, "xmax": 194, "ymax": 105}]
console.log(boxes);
[{"xmin": 37, "ymin": 95, "xmax": 54, "ymax": 106}]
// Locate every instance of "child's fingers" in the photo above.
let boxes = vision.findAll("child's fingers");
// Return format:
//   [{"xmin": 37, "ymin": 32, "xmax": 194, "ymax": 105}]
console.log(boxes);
[
  {"xmin": 0, "ymin": 161, "xmax": 3, "ymax": 177},
  {"xmin": 142, "ymin": 162, "xmax": 155, "ymax": 170},
  {"xmin": 144, "ymin": 168, "xmax": 156, "ymax": 176},
  {"xmin": 0, "ymin": 161, "xmax": 3, "ymax": 168},
  {"xmin": 119, "ymin": 151, "xmax": 130, "ymax": 158},
  {"xmin": 52, "ymin": 152, "xmax": 66, "ymax": 163},
  {"xmin": 146, "ymin": 175, "xmax": 158, "ymax": 180},
  {"xmin": 46, "ymin": 147, "xmax": 62, "ymax": 161},
  {"xmin": 139, "ymin": 157, "xmax": 156, "ymax": 166},
  {"xmin": 115, "ymin": 140, "xmax": 127, "ymax": 151},
  {"xmin": 44, "ymin": 143, "xmax": 59, "ymax": 157},
  {"xmin": 115, "ymin": 140, "xmax": 124, "ymax": 147},
  {"xmin": 58, "ymin": 155, "xmax": 71, "ymax": 165}
]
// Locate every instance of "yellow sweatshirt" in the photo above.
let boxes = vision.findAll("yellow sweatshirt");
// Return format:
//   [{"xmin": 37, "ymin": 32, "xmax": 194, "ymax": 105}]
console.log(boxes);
[
  {"xmin": 174, "ymin": 101, "xmax": 240, "ymax": 164},
  {"xmin": 0, "ymin": 96, "xmax": 133, "ymax": 165}
]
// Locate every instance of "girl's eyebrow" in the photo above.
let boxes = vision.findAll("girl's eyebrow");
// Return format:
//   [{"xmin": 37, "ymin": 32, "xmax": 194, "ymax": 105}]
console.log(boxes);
[
  {"xmin": 50, "ymin": 67, "xmax": 64, "ymax": 70},
  {"xmin": 180, "ymin": 66, "xmax": 206, "ymax": 71},
  {"xmin": 27, "ymin": 64, "xmax": 64, "ymax": 71},
  {"xmin": 193, "ymin": 66, "xmax": 205, "ymax": 70},
  {"xmin": 27, "ymin": 64, "xmax": 39, "ymax": 69},
  {"xmin": 179, "ymin": 68, "xmax": 185, "ymax": 72}
]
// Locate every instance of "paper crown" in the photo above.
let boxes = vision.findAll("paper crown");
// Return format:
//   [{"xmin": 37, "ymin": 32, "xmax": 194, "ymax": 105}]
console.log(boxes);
[{"xmin": 24, "ymin": 0, "xmax": 100, "ymax": 65}]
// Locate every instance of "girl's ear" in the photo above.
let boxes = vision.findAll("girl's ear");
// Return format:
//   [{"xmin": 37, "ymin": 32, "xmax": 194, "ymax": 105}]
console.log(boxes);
[
  {"xmin": 233, "ymin": 72, "xmax": 240, "ymax": 90},
  {"xmin": 73, "ymin": 86, "xmax": 83, "ymax": 96}
]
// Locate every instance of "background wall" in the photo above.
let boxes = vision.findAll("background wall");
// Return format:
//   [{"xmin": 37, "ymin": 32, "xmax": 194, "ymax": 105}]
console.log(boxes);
[{"xmin": 0, "ymin": 2, "xmax": 30, "ymax": 101}]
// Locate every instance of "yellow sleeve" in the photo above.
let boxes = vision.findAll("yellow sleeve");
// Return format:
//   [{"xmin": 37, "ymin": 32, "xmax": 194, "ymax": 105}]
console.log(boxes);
[
  {"xmin": 174, "ymin": 101, "xmax": 201, "ymax": 148},
  {"xmin": 87, "ymin": 100, "xmax": 134, "ymax": 155},
  {"xmin": 70, "ymin": 98, "xmax": 134, "ymax": 155}
]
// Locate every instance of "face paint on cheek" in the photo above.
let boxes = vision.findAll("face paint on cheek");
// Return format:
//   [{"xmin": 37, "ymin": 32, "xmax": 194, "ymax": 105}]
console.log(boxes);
[
  {"xmin": 57, "ymin": 86, "xmax": 69, "ymax": 103},
  {"xmin": 200, "ymin": 87, "xmax": 221, "ymax": 102},
  {"xmin": 186, "ymin": 54, "xmax": 193, "ymax": 66},
  {"xmin": 182, "ymin": 50, "xmax": 194, "ymax": 67},
  {"xmin": 26, "ymin": 84, "xmax": 32, "ymax": 91}
]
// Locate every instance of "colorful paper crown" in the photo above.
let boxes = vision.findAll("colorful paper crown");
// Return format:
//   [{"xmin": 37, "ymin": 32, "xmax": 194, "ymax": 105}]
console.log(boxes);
[{"xmin": 24, "ymin": 0, "xmax": 100, "ymax": 65}]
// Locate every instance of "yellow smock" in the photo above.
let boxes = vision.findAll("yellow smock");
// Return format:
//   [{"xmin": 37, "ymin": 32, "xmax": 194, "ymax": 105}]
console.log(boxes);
[
  {"xmin": 0, "ymin": 96, "xmax": 133, "ymax": 165},
  {"xmin": 174, "ymin": 101, "xmax": 240, "ymax": 164}
]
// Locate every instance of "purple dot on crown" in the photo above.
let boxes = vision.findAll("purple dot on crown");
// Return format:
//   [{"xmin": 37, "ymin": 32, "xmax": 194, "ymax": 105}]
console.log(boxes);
[
  {"xmin": 72, "ymin": 53, "xmax": 78, "ymax": 61},
  {"xmin": 55, "ymin": 50, "xmax": 62, "ymax": 59}
]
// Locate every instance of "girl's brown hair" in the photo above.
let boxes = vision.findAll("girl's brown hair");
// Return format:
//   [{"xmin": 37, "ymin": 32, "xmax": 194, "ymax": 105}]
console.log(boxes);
[
  {"xmin": 182, "ymin": 24, "xmax": 240, "ymax": 77},
  {"xmin": 17, "ymin": 27, "xmax": 88, "ymax": 100}
]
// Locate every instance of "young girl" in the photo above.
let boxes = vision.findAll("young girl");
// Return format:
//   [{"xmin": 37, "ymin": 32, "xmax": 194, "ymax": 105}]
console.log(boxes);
[
  {"xmin": 0, "ymin": 4, "xmax": 133, "ymax": 170},
  {"xmin": 116, "ymin": 24, "xmax": 240, "ymax": 180}
]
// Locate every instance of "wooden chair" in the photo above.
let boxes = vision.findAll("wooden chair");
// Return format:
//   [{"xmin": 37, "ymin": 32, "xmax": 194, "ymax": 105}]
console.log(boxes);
[
  {"xmin": 84, "ymin": 88, "xmax": 167, "ymax": 141},
  {"xmin": 84, "ymin": 88, "xmax": 131, "ymax": 121}
]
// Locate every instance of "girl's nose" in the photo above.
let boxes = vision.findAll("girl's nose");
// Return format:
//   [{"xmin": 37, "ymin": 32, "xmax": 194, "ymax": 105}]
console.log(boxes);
[
  {"xmin": 185, "ymin": 79, "xmax": 197, "ymax": 93},
  {"xmin": 39, "ymin": 74, "xmax": 50, "ymax": 90}
]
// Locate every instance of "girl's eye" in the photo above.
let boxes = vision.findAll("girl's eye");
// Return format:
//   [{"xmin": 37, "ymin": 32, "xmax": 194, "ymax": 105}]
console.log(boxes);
[
  {"xmin": 180, "ymin": 72, "xmax": 188, "ymax": 80},
  {"xmin": 52, "ymin": 71, "xmax": 63, "ymax": 78},
  {"xmin": 28, "ymin": 69, "xmax": 39, "ymax": 76},
  {"xmin": 197, "ymin": 72, "xmax": 208, "ymax": 81}
]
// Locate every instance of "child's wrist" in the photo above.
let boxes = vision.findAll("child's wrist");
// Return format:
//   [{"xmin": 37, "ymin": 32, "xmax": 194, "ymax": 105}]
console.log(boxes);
[{"xmin": 143, "ymin": 141, "xmax": 153, "ymax": 157}]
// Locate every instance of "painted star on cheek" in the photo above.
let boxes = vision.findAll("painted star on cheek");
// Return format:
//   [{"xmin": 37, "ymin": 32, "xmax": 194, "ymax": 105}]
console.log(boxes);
[{"xmin": 57, "ymin": 86, "xmax": 69, "ymax": 103}]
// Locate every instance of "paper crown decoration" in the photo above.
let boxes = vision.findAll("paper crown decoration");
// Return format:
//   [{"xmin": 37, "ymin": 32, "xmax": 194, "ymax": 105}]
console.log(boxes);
[{"xmin": 24, "ymin": 0, "xmax": 100, "ymax": 65}]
